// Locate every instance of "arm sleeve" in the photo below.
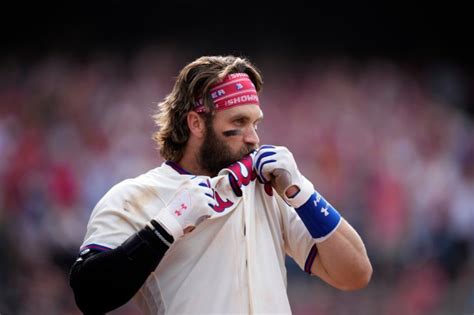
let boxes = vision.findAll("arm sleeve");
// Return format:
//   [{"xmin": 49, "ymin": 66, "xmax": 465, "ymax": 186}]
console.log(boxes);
[{"xmin": 69, "ymin": 221, "xmax": 173, "ymax": 314}]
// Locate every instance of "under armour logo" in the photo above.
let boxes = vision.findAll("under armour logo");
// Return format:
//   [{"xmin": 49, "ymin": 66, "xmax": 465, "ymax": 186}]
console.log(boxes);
[
  {"xmin": 314, "ymin": 194, "xmax": 321, "ymax": 206},
  {"xmin": 174, "ymin": 203, "xmax": 188, "ymax": 216},
  {"xmin": 321, "ymin": 206, "xmax": 329, "ymax": 217}
]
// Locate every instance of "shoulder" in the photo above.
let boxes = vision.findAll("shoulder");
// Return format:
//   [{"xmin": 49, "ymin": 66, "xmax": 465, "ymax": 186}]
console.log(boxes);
[
  {"xmin": 93, "ymin": 177, "xmax": 158, "ymax": 211},
  {"xmin": 95, "ymin": 164, "xmax": 192, "ymax": 210}
]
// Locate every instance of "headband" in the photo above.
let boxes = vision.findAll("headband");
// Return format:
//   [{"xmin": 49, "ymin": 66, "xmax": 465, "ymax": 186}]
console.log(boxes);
[{"xmin": 194, "ymin": 73, "xmax": 259, "ymax": 113}]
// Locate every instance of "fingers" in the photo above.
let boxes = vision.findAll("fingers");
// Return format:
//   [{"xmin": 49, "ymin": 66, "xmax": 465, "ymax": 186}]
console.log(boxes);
[
  {"xmin": 259, "ymin": 159, "xmax": 278, "ymax": 182},
  {"xmin": 254, "ymin": 145, "xmax": 279, "ymax": 182},
  {"xmin": 197, "ymin": 178, "xmax": 211, "ymax": 188},
  {"xmin": 192, "ymin": 177, "xmax": 218, "ymax": 210},
  {"xmin": 200, "ymin": 186, "xmax": 217, "ymax": 209},
  {"xmin": 206, "ymin": 194, "xmax": 218, "ymax": 209},
  {"xmin": 255, "ymin": 151, "xmax": 276, "ymax": 171},
  {"xmin": 259, "ymin": 145, "xmax": 276, "ymax": 150}
]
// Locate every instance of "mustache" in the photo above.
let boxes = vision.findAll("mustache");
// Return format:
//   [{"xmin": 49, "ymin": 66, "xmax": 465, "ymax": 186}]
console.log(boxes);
[{"xmin": 240, "ymin": 145, "xmax": 258, "ymax": 158}]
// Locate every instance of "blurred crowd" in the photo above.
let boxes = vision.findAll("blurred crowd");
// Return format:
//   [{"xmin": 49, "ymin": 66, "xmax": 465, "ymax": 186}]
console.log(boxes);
[{"xmin": 0, "ymin": 49, "xmax": 473, "ymax": 315}]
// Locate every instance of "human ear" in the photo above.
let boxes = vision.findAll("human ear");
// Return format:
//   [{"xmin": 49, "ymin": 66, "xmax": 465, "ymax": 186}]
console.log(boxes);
[{"xmin": 187, "ymin": 111, "xmax": 206, "ymax": 138}]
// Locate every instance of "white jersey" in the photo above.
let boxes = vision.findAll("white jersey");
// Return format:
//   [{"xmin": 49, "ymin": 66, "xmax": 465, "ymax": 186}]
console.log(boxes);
[{"xmin": 81, "ymin": 156, "xmax": 317, "ymax": 314}]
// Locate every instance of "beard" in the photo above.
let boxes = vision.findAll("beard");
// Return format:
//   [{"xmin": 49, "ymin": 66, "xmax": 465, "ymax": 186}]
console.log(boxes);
[{"xmin": 199, "ymin": 120, "xmax": 256, "ymax": 176}]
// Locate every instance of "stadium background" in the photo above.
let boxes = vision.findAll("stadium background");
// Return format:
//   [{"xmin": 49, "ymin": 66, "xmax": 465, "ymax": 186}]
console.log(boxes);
[{"xmin": 1, "ymin": 3, "xmax": 473, "ymax": 314}]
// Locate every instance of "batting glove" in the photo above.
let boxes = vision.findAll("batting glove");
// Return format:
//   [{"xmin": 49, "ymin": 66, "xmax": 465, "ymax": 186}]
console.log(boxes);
[
  {"xmin": 254, "ymin": 145, "xmax": 314, "ymax": 208},
  {"xmin": 154, "ymin": 177, "xmax": 217, "ymax": 240},
  {"xmin": 254, "ymin": 145, "xmax": 342, "ymax": 242}
]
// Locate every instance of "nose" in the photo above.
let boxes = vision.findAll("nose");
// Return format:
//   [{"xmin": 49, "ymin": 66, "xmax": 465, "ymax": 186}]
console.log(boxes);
[{"xmin": 244, "ymin": 126, "xmax": 259, "ymax": 146}]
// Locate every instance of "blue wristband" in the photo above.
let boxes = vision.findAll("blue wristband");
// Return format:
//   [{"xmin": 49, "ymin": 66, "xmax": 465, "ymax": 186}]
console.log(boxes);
[{"xmin": 295, "ymin": 192, "xmax": 341, "ymax": 241}]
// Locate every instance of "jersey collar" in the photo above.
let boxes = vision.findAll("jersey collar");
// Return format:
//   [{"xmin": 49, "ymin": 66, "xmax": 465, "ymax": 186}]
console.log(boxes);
[{"xmin": 165, "ymin": 161, "xmax": 193, "ymax": 175}]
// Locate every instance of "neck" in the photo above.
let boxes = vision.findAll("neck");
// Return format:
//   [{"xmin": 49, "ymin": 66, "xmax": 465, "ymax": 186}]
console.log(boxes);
[{"xmin": 178, "ymin": 151, "xmax": 214, "ymax": 177}]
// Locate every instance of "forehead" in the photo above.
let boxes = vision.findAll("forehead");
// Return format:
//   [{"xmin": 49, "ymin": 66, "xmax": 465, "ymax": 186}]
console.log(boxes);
[{"xmin": 214, "ymin": 105, "xmax": 263, "ymax": 121}]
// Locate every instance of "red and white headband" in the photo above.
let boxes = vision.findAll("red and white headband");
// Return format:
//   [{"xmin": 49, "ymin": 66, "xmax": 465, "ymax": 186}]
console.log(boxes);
[{"xmin": 194, "ymin": 73, "xmax": 259, "ymax": 113}]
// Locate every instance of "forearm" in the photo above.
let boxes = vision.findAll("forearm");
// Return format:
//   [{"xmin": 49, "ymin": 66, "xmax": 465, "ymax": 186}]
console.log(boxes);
[
  {"xmin": 69, "ymin": 221, "xmax": 173, "ymax": 314},
  {"xmin": 254, "ymin": 145, "xmax": 372, "ymax": 289},
  {"xmin": 286, "ymin": 182, "xmax": 371, "ymax": 289},
  {"xmin": 311, "ymin": 219, "xmax": 372, "ymax": 290}
]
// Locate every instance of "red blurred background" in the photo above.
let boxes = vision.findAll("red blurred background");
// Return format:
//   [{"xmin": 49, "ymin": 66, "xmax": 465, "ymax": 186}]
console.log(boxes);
[{"xmin": 1, "ymin": 3, "xmax": 473, "ymax": 314}]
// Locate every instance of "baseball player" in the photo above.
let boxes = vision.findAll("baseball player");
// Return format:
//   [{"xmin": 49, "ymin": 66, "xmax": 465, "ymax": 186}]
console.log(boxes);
[{"xmin": 69, "ymin": 56, "xmax": 372, "ymax": 314}]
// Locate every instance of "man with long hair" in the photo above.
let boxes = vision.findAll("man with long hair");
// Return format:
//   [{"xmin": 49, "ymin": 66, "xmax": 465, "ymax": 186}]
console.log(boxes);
[{"xmin": 70, "ymin": 55, "xmax": 372, "ymax": 314}]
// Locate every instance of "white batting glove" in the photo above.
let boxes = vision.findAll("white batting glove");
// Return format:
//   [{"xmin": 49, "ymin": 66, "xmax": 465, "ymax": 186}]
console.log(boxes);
[
  {"xmin": 254, "ymin": 145, "xmax": 314, "ymax": 208},
  {"xmin": 154, "ymin": 177, "xmax": 217, "ymax": 240}
]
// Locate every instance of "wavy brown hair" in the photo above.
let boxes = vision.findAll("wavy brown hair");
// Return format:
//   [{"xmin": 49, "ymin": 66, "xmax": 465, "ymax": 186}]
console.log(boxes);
[{"xmin": 152, "ymin": 55, "xmax": 263, "ymax": 161}]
